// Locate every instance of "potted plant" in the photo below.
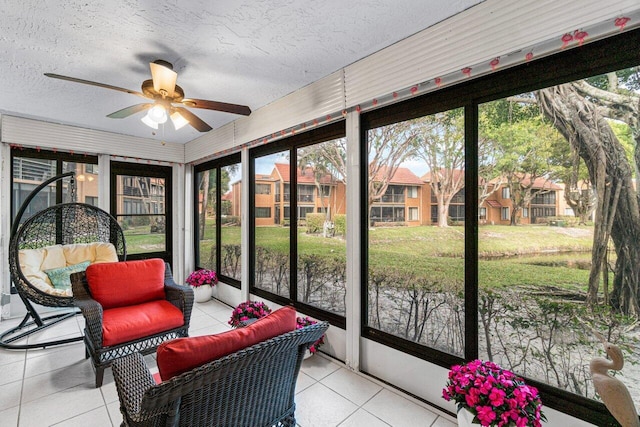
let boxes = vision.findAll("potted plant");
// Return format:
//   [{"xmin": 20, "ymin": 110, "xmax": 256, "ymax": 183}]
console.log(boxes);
[
  {"xmin": 228, "ymin": 300, "xmax": 272, "ymax": 327},
  {"xmin": 185, "ymin": 268, "xmax": 218, "ymax": 303},
  {"xmin": 296, "ymin": 316, "xmax": 325, "ymax": 357},
  {"xmin": 442, "ymin": 359, "xmax": 546, "ymax": 427}
]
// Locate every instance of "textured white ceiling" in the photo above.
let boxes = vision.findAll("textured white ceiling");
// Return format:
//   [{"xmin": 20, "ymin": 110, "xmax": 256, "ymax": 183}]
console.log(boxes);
[{"xmin": 0, "ymin": 0, "xmax": 483, "ymax": 143}]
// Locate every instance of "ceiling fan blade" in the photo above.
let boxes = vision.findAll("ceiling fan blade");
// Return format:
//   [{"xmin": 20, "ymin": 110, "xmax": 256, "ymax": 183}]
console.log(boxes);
[
  {"xmin": 149, "ymin": 60, "xmax": 177, "ymax": 97},
  {"xmin": 107, "ymin": 103, "xmax": 152, "ymax": 118},
  {"xmin": 181, "ymin": 98, "xmax": 251, "ymax": 116},
  {"xmin": 44, "ymin": 73, "xmax": 146, "ymax": 98},
  {"xmin": 174, "ymin": 107, "xmax": 212, "ymax": 132}
]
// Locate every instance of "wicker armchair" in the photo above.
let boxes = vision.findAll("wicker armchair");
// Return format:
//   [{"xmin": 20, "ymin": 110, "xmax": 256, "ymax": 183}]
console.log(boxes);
[
  {"xmin": 71, "ymin": 260, "xmax": 193, "ymax": 387},
  {"xmin": 112, "ymin": 322, "xmax": 329, "ymax": 427}
]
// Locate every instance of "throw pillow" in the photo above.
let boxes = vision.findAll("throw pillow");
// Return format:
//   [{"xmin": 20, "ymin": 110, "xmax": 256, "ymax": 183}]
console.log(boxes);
[
  {"xmin": 44, "ymin": 261, "xmax": 91, "ymax": 291},
  {"xmin": 157, "ymin": 306, "xmax": 297, "ymax": 381}
]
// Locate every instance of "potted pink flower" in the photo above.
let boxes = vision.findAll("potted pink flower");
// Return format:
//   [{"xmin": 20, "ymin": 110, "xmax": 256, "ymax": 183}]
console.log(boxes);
[
  {"xmin": 296, "ymin": 316, "xmax": 325, "ymax": 356},
  {"xmin": 442, "ymin": 359, "xmax": 546, "ymax": 427},
  {"xmin": 228, "ymin": 301, "xmax": 272, "ymax": 328},
  {"xmin": 186, "ymin": 269, "xmax": 218, "ymax": 303}
]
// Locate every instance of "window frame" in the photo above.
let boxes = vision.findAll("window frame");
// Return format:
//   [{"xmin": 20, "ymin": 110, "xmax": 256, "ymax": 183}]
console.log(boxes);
[
  {"xmin": 110, "ymin": 161, "xmax": 173, "ymax": 264},
  {"xmin": 501, "ymin": 187, "xmax": 510, "ymax": 199},
  {"xmin": 255, "ymin": 206, "xmax": 272, "ymax": 218},
  {"xmin": 249, "ymin": 122, "xmax": 346, "ymax": 328},
  {"xmin": 358, "ymin": 28, "xmax": 640, "ymax": 425},
  {"xmin": 193, "ymin": 152, "xmax": 242, "ymax": 288},
  {"xmin": 501, "ymin": 207, "xmax": 510, "ymax": 221}
]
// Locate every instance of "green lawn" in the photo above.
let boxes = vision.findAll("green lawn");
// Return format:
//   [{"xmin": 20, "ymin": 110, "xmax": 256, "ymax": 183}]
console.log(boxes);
[{"xmin": 192, "ymin": 222, "xmax": 595, "ymax": 290}]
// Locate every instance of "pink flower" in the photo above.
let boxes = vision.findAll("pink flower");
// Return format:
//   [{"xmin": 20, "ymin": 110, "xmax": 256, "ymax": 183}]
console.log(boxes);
[
  {"xmin": 228, "ymin": 301, "xmax": 272, "ymax": 328},
  {"xmin": 476, "ymin": 405, "xmax": 497, "ymax": 425},
  {"xmin": 442, "ymin": 360, "xmax": 545, "ymax": 426},
  {"xmin": 465, "ymin": 387, "xmax": 481, "ymax": 407},
  {"xmin": 488, "ymin": 388, "xmax": 506, "ymax": 407}
]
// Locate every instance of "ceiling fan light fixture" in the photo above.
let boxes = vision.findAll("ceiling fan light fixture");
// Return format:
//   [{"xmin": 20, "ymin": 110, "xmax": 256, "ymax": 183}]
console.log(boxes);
[
  {"xmin": 148, "ymin": 104, "xmax": 168, "ymax": 124},
  {"xmin": 141, "ymin": 114, "xmax": 159, "ymax": 129},
  {"xmin": 150, "ymin": 61, "xmax": 177, "ymax": 97},
  {"xmin": 170, "ymin": 110, "xmax": 189, "ymax": 130}
]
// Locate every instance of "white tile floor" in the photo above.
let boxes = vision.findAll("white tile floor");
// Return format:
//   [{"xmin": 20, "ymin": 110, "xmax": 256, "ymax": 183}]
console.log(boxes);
[{"xmin": 0, "ymin": 299, "xmax": 456, "ymax": 427}]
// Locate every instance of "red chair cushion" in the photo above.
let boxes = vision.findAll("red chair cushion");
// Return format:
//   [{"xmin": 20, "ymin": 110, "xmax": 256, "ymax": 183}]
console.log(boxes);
[
  {"xmin": 86, "ymin": 259, "xmax": 166, "ymax": 309},
  {"xmin": 157, "ymin": 306, "xmax": 297, "ymax": 381},
  {"xmin": 102, "ymin": 300, "xmax": 184, "ymax": 347}
]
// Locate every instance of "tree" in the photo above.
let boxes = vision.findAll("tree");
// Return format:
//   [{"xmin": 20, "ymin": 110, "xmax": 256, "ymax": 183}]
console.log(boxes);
[
  {"xmin": 414, "ymin": 108, "xmax": 465, "ymax": 227},
  {"xmin": 536, "ymin": 68, "xmax": 640, "ymax": 314},
  {"xmin": 197, "ymin": 166, "xmax": 235, "ymax": 240},
  {"xmin": 547, "ymin": 133, "xmax": 596, "ymax": 225},
  {"xmin": 368, "ymin": 122, "xmax": 419, "ymax": 218},
  {"xmin": 296, "ymin": 138, "xmax": 347, "ymax": 220},
  {"xmin": 487, "ymin": 114, "xmax": 560, "ymax": 225},
  {"xmin": 198, "ymin": 170, "xmax": 210, "ymax": 239}
]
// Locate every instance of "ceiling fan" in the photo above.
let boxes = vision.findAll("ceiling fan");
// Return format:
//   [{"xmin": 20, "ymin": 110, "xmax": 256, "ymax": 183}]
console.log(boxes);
[{"xmin": 44, "ymin": 60, "xmax": 251, "ymax": 132}]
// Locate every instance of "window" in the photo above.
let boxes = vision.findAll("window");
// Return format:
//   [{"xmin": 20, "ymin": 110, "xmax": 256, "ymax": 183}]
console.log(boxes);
[
  {"xmin": 298, "ymin": 185, "xmax": 315, "ymax": 202},
  {"xmin": 320, "ymin": 185, "xmax": 331, "ymax": 197},
  {"xmin": 531, "ymin": 191, "xmax": 556, "ymax": 205},
  {"xmin": 11, "ymin": 148, "xmax": 98, "ymax": 225},
  {"xmin": 298, "ymin": 206, "xmax": 314, "ymax": 218},
  {"xmin": 408, "ymin": 207, "xmax": 419, "ymax": 221},
  {"xmin": 449, "ymin": 204, "xmax": 464, "ymax": 222},
  {"xmin": 501, "ymin": 187, "xmax": 510, "ymax": 199},
  {"xmin": 253, "ymin": 150, "xmax": 290, "ymax": 298},
  {"xmin": 356, "ymin": 30, "xmax": 638, "ymax": 424},
  {"xmin": 85, "ymin": 164, "xmax": 99, "ymax": 174},
  {"xmin": 478, "ymin": 207, "xmax": 487, "ymax": 220},
  {"xmin": 251, "ymin": 122, "xmax": 346, "ymax": 321},
  {"xmin": 379, "ymin": 185, "xmax": 405, "ymax": 203},
  {"xmin": 501, "ymin": 207, "xmax": 510, "ymax": 221},
  {"xmin": 85, "ymin": 196, "xmax": 98, "ymax": 206},
  {"xmin": 522, "ymin": 207, "xmax": 528, "ymax": 218},
  {"xmin": 111, "ymin": 162, "xmax": 171, "ymax": 262},
  {"xmin": 256, "ymin": 207, "xmax": 271, "ymax": 218},
  {"xmin": 363, "ymin": 106, "xmax": 465, "ymax": 356},
  {"xmin": 194, "ymin": 155, "xmax": 242, "ymax": 284},
  {"xmin": 256, "ymin": 183, "xmax": 271, "ymax": 194}
]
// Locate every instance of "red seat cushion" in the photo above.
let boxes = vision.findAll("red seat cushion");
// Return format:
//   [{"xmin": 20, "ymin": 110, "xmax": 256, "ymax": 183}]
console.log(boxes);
[
  {"xmin": 102, "ymin": 300, "xmax": 184, "ymax": 347},
  {"xmin": 86, "ymin": 259, "xmax": 166, "ymax": 309},
  {"xmin": 157, "ymin": 306, "xmax": 297, "ymax": 381}
]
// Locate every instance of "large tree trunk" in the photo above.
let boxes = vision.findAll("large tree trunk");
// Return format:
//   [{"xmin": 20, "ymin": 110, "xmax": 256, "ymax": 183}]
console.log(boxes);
[
  {"xmin": 437, "ymin": 200, "xmax": 448, "ymax": 227},
  {"xmin": 537, "ymin": 83, "xmax": 640, "ymax": 315}
]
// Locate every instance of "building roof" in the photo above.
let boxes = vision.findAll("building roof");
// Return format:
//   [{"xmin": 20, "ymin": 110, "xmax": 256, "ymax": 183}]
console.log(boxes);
[
  {"xmin": 274, "ymin": 163, "xmax": 335, "ymax": 184},
  {"xmin": 374, "ymin": 166, "xmax": 423, "ymax": 185},
  {"xmin": 421, "ymin": 169, "xmax": 465, "ymax": 183},
  {"xmin": 221, "ymin": 190, "xmax": 233, "ymax": 201}
]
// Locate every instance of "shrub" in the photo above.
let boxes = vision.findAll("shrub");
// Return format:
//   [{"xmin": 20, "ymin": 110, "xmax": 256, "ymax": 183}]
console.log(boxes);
[
  {"xmin": 306, "ymin": 213, "xmax": 325, "ymax": 234},
  {"xmin": 221, "ymin": 215, "xmax": 240, "ymax": 226},
  {"xmin": 334, "ymin": 214, "xmax": 346, "ymax": 236}
]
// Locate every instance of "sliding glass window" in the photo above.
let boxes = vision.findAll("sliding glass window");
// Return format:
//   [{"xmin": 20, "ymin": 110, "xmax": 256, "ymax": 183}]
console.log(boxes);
[
  {"xmin": 250, "ymin": 122, "xmax": 347, "ymax": 324},
  {"xmin": 194, "ymin": 153, "xmax": 242, "ymax": 286},
  {"xmin": 363, "ymin": 106, "xmax": 466, "ymax": 358},
  {"xmin": 359, "ymin": 29, "xmax": 640, "ymax": 425}
]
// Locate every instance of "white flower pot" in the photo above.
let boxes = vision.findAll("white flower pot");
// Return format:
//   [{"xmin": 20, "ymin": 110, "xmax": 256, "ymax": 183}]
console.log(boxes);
[
  {"xmin": 193, "ymin": 284, "xmax": 212, "ymax": 303},
  {"xmin": 457, "ymin": 407, "xmax": 478, "ymax": 427}
]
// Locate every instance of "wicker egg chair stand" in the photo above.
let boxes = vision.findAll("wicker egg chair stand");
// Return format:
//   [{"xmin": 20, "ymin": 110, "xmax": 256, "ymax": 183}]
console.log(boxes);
[{"xmin": 2, "ymin": 172, "xmax": 126, "ymax": 349}]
